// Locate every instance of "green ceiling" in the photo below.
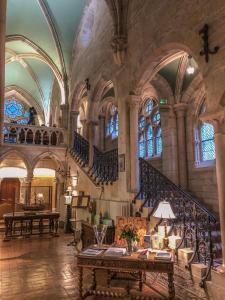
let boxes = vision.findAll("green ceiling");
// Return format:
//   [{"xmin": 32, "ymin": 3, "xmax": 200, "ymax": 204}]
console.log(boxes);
[
  {"xmin": 5, "ymin": 0, "xmax": 87, "ymax": 124},
  {"xmin": 158, "ymin": 56, "xmax": 199, "ymax": 95}
]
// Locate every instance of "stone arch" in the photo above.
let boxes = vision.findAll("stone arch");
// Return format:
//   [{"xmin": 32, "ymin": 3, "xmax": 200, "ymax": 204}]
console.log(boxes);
[
  {"xmin": 71, "ymin": 82, "xmax": 87, "ymax": 112},
  {"xmin": 133, "ymin": 43, "xmax": 195, "ymax": 94},
  {"xmin": 31, "ymin": 151, "xmax": 65, "ymax": 172},
  {"xmin": 0, "ymin": 149, "xmax": 32, "ymax": 174},
  {"xmin": 90, "ymin": 77, "xmax": 115, "ymax": 121}
]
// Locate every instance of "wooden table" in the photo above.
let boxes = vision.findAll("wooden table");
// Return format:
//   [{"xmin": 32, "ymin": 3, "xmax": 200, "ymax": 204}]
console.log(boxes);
[
  {"xmin": 77, "ymin": 250, "xmax": 175, "ymax": 299},
  {"xmin": 3, "ymin": 211, "xmax": 60, "ymax": 240}
]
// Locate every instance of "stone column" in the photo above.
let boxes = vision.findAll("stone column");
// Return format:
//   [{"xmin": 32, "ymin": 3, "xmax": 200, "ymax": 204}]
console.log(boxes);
[
  {"xmin": 26, "ymin": 173, "xmax": 33, "ymax": 205},
  {"xmin": 60, "ymin": 104, "xmax": 69, "ymax": 128},
  {"xmin": 160, "ymin": 105, "xmax": 179, "ymax": 185},
  {"xmin": 51, "ymin": 178, "xmax": 57, "ymax": 210},
  {"xmin": 128, "ymin": 95, "xmax": 140, "ymax": 193},
  {"xmin": 70, "ymin": 111, "xmax": 79, "ymax": 147},
  {"xmin": 174, "ymin": 103, "xmax": 188, "ymax": 189},
  {"xmin": 98, "ymin": 114, "xmax": 105, "ymax": 151},
  {"xmin": 213, "ymin": 118, "xmax": 225, "ymax": 267},
  {"xmin": 0, "ymin": 0, "xmax": 6, "ymax": 145},
  {"xmin": 80, "ymin": 119, "xmax": 87, "ymax": 137},
  {"xmin": 87, "ymin": 120, "xmax": 98, "ymax": 168}
]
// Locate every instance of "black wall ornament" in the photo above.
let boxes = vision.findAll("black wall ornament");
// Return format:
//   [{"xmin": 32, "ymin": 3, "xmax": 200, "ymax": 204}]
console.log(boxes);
[{"xmin": 199, "ymin": 23, "xmax": 219, "ymax": 63}]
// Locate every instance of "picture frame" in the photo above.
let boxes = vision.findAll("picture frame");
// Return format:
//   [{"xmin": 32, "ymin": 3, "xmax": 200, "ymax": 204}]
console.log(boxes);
[{"xmin": 118, "ymin": 154, "xmax": 125, "ymax": 172}]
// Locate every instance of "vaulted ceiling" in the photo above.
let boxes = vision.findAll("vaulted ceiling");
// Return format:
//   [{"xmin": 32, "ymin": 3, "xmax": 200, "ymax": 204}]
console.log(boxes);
[{"xmin": 5, "ymin": 0, "xmax": 87, "ymax": 124}]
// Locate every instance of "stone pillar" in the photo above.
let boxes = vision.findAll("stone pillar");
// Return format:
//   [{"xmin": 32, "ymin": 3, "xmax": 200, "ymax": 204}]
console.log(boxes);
[
  {"xmin": 60, "ymin": 104, "xmax": 69, "ymax": 128},
  {"xmin": 98, "ymin": 115, "xmax": 105, "ymax": 151},
  {"xmin": 213, "ymin": 118, "xmax": 225, "ymax": 268},
  {"xmin": 87, "ymin": 120, "xmax": 98, "ymax": 168},
  {"xmin": 70, "ymin": 111, "xmax": 79, "ymax": 147},
  {"xmin": 0, "ymin": 0, "xmax": 6, "ymax": 145},
  {"xmin": 52, "ymin": 178, "xmax": 57, "ymax": 211},
  {"xmin": 128, "ymin": 95, "xmax": 140, "ymax": 193},
  {"xmin": 80, "ymin": 119, "xmax": 87, "ymax": 137},
  {"xmin": 174, "ymin": 103, "xmax": 188, "ymax": 189},
  {"xmin": 26, "ymin": 174, "xmax": 33, "ymax": 205},
  {"xmin": 160, "ymin": 105, "xmax": 179, "ymax": 185}
]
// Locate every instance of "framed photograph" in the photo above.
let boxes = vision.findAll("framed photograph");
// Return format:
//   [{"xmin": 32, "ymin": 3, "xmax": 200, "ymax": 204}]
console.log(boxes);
[{"xmin": 119, "ymin": 154, "xmax": 125, "ymax": 172}]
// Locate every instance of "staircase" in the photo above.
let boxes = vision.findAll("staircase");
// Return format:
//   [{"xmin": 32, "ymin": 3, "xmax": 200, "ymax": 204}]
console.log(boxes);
[
  {"xmin": 134, "ymin": 158, "xmax": 222, "ymax": 287},
  {"xmin": 70, "ymin": 131, "xmax": 118, "ymax": 186}
]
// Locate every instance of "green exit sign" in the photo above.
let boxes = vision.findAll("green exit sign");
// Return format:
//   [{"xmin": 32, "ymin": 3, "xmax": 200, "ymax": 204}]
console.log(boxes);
[{"xmin": 160, "ymin": 99, "xmax": 167, "ymax": 105}]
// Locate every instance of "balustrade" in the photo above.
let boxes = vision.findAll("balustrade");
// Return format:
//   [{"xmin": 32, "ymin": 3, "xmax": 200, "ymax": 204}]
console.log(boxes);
[
  {"xmin": 3, "ymin": 123, "xmax": 66, "ymax": 147},
  {"xmin": 136, "ymin": 157, "xmax": 221, "ymax": 286},
  {"xmin": 73, "ymin": 131, "xmax": 89, "ymax": 165},
  {"xmin": 90, "ymin": 146, "xmax": 118, "ymax": 184}
]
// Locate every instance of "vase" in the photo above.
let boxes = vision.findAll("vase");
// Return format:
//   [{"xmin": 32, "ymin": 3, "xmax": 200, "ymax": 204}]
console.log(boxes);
[{"xmin": 126, "ymin": 239, "xmax": 133, "ymax": 255}]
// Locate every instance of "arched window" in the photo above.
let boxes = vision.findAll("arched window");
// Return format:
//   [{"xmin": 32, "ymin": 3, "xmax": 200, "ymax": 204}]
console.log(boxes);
[
  {"xmin": 138, "ymin": 99, "xmax": 162, "ymax": 158},
  {"xmin": 106, "ymin": 104, "xmax": 118, "ymax": 139},
  {"xmin": 4, "ymin": 98, "xmax": 30, "ymax": 124},
  {"xmin": 195, "ymin": 103, "xmax": 215, "ymax": 165}
]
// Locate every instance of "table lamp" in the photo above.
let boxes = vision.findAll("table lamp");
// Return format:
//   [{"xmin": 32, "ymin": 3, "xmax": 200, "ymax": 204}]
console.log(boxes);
[{"xmin": 153, "ymin": 200, "xmax": 176, "ymax": 249}]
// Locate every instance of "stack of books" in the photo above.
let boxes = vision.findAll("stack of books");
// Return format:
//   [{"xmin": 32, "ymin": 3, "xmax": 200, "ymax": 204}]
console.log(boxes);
[
  {"xmin": 104, "ymin": 247, "xmax": 127, "ymax": 257},
  {"xmin": 81, "ymin": 248, "xmax": 104, "ymax": 256},
  {"xmin": 155, "ymin": 251, "xmax": 172, "ymax": 261}
]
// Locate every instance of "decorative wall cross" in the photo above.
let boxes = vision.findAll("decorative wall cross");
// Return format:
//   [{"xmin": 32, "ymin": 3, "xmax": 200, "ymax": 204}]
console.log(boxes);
[{"xmin": 199, "ymin": 24, "xmax": 219, "ymax": 63}]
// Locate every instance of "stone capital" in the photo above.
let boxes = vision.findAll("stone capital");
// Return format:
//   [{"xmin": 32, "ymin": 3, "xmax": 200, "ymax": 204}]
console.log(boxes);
[
  {"xmin": 159, "ymin": 104, "xmax": 171, "ymax": 114},
  {"xmin": 174, "ymin": 103, "xmax": 188, "ymax": 117},
  {"xmin": 70, "ymin": 111, "xmax": 79, "ymax": 117},
  {"xmin": 86, "ymin": 119, "xmax": 99, "ymax": 127},
  {"xmin": 127, "ymin": 94, "xmax": 141, "ymax": 109}
]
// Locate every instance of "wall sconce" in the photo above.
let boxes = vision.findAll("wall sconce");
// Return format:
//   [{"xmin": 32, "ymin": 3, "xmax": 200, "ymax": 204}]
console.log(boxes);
[{"xmin": 186, "ymin": 55, "xmax": 195, "ymax": 75}]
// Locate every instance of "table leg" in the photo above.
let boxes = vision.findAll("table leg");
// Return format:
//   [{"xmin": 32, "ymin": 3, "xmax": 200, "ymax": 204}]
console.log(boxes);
[
  {"xmin": 92, "ymin": 268, "xmax": 96, "ymax": 290},
  {"xmin": 139, "ymin": 271, "xmax": 143, "ymax": 291},
  {"xmin": 168, "ymin": 272, "xmax": 175, "ymax": 299},
  {"xmin": 78, "ymin": 266, "xmax": 83, "ymax": 299},
  {"xmin": 107, "ymin": 270, "xmax": 111, "ymax": 288}
]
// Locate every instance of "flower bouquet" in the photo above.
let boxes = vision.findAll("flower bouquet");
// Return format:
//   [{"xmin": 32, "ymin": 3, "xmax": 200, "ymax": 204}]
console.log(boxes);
[{"xmin": 120, "ymin": 223, "xmax": 139, "ymax": 254}]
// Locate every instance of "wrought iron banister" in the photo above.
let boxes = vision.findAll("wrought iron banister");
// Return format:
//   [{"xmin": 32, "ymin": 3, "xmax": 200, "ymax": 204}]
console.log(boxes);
[
  {"xmin": 73, "ymin": 131, "xmax": 89, "ymax": 165},
  {"xmin": 90, "ymin": 146, "xmax": 118, "ymax": 184},
  {"xmin": 136, "ymin": 157, "xmax": 221, "ymax": 287}
]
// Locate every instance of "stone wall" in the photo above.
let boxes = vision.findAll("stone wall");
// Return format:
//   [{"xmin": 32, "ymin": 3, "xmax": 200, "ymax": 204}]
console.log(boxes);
[{"xmin": 69, "ymin": 0, "xmax": 225, "ymax": 215}]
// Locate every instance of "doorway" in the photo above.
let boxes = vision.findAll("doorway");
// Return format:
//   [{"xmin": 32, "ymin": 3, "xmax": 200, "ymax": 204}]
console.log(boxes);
[{"xmin": 0, "ymin": 178, "xmax": 20, "ymax": 217}]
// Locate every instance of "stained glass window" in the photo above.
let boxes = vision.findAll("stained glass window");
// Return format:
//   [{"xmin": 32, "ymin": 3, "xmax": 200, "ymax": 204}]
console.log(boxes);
[
  {"xmin": 4, "ymin": 99, "xmax": 30, "ymax": 124},
  {"xmin": 106, "ymin": 105, "xmax": 118, "ymax": 139},
  {"xmin": 147, "ymin": 126, "xmax": 153, "ymax": 157},
  {"xmin": 200, "ymin": 123, "xmax": 215, "ymax": 161},
  {"xmin": 139, "ymin": 134, "xmax": 145, "ymax": 157},
  {"xmin": 156, "ymin": 128, "xmax": 162, "ymax": 155},
  {"xmin": 145, "ymin": 100, "xmax": 153, "ymax": 114},
  {"xmin": 153, "ymin": 111, "xmax": 160, "ymax": 124},
  {"xmin": 138, "ymin": 99, "xmax": 162, "ymax": 159}
]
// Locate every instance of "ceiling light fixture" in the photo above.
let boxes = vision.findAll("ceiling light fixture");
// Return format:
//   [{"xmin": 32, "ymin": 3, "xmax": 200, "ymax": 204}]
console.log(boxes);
[{"xmin": 186, "ymin": 55, "xmax": 195, "ymax": 75}]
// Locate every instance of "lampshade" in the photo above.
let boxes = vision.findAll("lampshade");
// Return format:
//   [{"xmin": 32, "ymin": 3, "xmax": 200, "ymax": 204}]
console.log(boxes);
[
  {"xmin": 153, "ymin": 201, "xmax": 176, "ymax": 219},
  {"xmin": 36, "ymin": 193, "xmax": 44, "ymax": 199},
  {"xmin": 64, "ymin": 195, "xmax": 72, "ymax": 205}
]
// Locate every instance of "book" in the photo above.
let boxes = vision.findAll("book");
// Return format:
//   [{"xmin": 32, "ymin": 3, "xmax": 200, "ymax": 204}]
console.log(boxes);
[
  {"xmin": 81, "ymin": 248, "xmax": 104, "ymax": 256},
  {"xmin": 104, "ymin": 247, "xmax": 127, "ymax": 257},
  {"xmin": 155, "ymin": 251, "xmax": 171, "ymax": 261}
]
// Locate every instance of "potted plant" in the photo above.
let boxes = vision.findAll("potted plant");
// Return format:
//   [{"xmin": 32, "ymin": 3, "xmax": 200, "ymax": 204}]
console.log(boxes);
[{"xmin": 120, "ymin": 223, "xmax": 139, "ymax": 254}]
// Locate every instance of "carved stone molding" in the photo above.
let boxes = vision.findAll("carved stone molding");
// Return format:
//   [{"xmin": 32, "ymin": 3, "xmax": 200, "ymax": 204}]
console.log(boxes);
[{"xmin": 105, "ymin": 0, "xmax": 129, "ymax": 66}]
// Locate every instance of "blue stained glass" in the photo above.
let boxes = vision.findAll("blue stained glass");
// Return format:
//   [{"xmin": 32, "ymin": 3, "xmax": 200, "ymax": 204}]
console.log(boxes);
[
  {"xmin": 201, "ymin": 123, "xmax": 215, "ymax": 161},
  {"xmin": 4, "ymin": 99, "xmax": 29, "ymax": 124},
  {"xmin": 153, "ymin": 111, "xmax": 160, "ymax": 123},
  {"xmin": 145, "ymin": 100, "xmax": 153, "ymax": 114},
  {"xmin": 139, "ymin": 116, "xmax": 145, "ymax": 129},
  {"xmin": 147, "ymin": 126, "xmax": 153, "ymax": 139},
  {"xmin": 139, "ymin": 134, "xmax": 145, "ymax": 157},
  {"xmin": 156, "ymin": 128, "xmax": 162, "ymax": 155}
]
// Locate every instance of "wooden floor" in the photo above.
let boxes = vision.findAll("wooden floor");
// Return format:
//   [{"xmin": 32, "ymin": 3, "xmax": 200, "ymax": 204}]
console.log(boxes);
[{"xmin": 0, "ymin": 232, "xmax": 171, "ymax": 300}]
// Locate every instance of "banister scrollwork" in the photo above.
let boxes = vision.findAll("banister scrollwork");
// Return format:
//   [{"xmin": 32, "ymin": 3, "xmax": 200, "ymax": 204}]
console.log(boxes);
[{"xmin": 136, "ymin": 157, "xmax": 221, "ymax": 287}]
